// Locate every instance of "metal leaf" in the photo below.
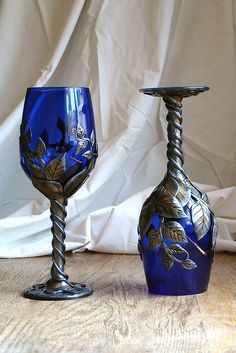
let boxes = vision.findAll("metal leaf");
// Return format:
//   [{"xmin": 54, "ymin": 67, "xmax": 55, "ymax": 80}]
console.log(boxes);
[
  {"xmin": 155, "ymin": 196, "xmax": 187, "ymax": 218},
  {"xmin": 28, "ymin": 163, "xmax": 45, "ymax": 179},
  {"xmin": 138, "ymin": 194, "xmax": 155, "ymax": 236},
  {"xmin": 83, "ymin": 150, "xmax": 93, "ymax": 160},
  {"xmin": 212, "ymin": 218, "xmax": 218, "ymax": 250},
  {"xmin": 87, "ymin": 156, "xmax": 96, "ymax": 173},
  {"xmin": 148, "ymin": 228, "xmax": 162, "ymax": 250},
  {"xmin": 64, "ymin": 168, "xmax": 89, "ymax": 198},
  {"xmin": 24, "ymin": 148, "xmax": 34, "ymax": 161},
  {"xmin": 163, "ymin": 253, "xmax": 174, "ymax": 271},
  {"xmin": 162, "ymin": 221, "xmax": 187, "ymax": 243},
  {"xmin": 161, "ymin": 177, "xmax": 179, "ymax": 197},
  {"xmin": 90, "ymin": 130, "xmax": 95, "ymax": 147},
  {"xmin": 168, "ymin": 244, "xmax": 185, "ymax": 255},
  {"xmin": 184, "ymin": 179, "xmax": 202, "ymax": 199},
  {"xmin": 187, "ymin": 197, "xmax": 195, "ymax": 209},
  {"xmin": 94, "ymin": 142, "xmax": 99, "ymax": 156},
  {"xmin": 36, "ymin": 137, "xmax": 46, "ymax": 158},
  {"xmin": 137, "ymin": 239, "xmax": 143, "ymax": 261},
  {"xmin": 23, "ymin": 127, "xmax": 32, "ymax": 146},
  {"xmin": 191, "ymin": 200, "xmax": 211, "ymax": 240},
  {"xmin": 32, "ymin": 178, "xmax": 63, "ymax": 199},
  {"xmin": 154, "ymin": 176, "xmax": 187, "ymax": 218},
  {"xmin": 176, "ymin": 179, "xmax": 191, "ymax": 207},
  {"xmin": 202, "ymin": 193, "xmax": 210, "ymax": 206},
  {"xmin": 45, "ymin": 154, "xmax": 66, "ymax": 181},
  {"xmin": 181, "ymin": 259, "xmax": 197, "ymax": 270},
  {"xmin": 77, "ymin": 125, "xmax": 85, "ymax": 139},
  {"xmin": 76, "ymin": 140, "xmax": 88, "ymax": 154},
  {"xmin": 20, "ymin": 118, "xmax": 28, "ymax": 134}
]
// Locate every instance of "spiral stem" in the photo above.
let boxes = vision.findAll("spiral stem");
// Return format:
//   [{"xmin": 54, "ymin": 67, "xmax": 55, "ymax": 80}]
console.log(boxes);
[
  {"xmin": 163, "ymin": 95, "xmax": 187, "ymax": 180},
  {"xmin": 47, "ymin": 196, "xmax": 70, "ymax": 291}
]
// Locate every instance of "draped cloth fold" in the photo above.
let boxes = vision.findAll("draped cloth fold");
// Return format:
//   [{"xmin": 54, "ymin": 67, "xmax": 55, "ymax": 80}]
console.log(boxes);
[{"xmin": 0, "ymin": 0, "xmax": 235, "ymax": 257}]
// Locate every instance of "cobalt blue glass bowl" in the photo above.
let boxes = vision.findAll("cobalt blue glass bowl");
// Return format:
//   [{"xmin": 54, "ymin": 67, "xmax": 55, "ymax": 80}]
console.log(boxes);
[
  {"xmin": 20, "ymin": 87, "xmax": 98, "ymax": 198},
  {"xmin": 139, "ymin": 207, "xmax": 215, "ymax": 296}
]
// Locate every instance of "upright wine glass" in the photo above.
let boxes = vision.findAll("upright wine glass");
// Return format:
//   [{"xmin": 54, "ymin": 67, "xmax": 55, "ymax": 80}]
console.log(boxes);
[{"xmin": 19, "ymin": 87, "xmax": 98, "ymax": 300}]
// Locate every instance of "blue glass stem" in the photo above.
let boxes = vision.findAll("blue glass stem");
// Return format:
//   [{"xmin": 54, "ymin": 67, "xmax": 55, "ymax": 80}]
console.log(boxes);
[{"xmin": 46, "ymin": 197, "xmax": 69, "ymax": 291}]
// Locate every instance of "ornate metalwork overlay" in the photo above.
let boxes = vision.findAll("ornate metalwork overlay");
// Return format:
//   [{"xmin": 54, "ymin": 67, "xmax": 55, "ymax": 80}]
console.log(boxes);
[
  {"xmin": 138, "ymin": 87, "xmax": 218, "ymax": 271},
  {"xmin": 19, "ymin": 118, "xmax": 97, "ymax": 299},
  {"xmin": 20, "ymin": 120, "xmax": 97, "ymax": 199}
]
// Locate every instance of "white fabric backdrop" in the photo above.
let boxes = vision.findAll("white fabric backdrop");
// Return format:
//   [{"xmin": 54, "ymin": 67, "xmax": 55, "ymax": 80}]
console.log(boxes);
[{"xmin": 0, "ymin": 0, "xmax": 236, "ymax": 257}]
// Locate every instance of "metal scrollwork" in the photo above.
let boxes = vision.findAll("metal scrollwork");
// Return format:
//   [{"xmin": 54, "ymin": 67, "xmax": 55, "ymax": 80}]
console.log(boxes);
[{"xmin": 138, "ymin": 91, "xmax": 218, "ymax": 271}]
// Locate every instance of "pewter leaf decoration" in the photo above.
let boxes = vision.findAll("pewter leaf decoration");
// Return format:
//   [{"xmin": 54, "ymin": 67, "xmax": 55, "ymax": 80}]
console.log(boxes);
[
  {"xmin": 161, "ymin": 177, "xmax": 179, "ymax": 197},
  {"xmin": 163, "ymin": 253, "xmax": 174, "ymax": 271},
  {"xmin": 28, "ymin": 163, "xmax": 45, "ymax": 179},
  {"xmin": 32, "ymin": 178, "xmax": 63, "ymax": 199},
  {"xmin": 155, "ymin": 184, "xmax": 187, "ymax": 218},
  {"xmin": 45, "ymin": 154, "xmax": 66, "ymax": 181},
  {"xmin": 148, "ymin": 228, "xmax": 162, "ymax": 250},
  {"xmin": 202, "ymin": 193, "xmax": 210, "ymax": 206},
  {"xmin": 83, "ymin": 151, "xmax": 93, "ymax": 160},
  {"xmin": 153, "ymin": 176, "xmax": 188, "ymax": 218},
  {"xmin": 73, "ymin": 126, "xmax": 95, "ymax": 158},
  {"xmin": 137, "ymin": 239, "xmax": 144, "ymax": 256},
  {"xmin": 187, "ymin": 197, "xmax": 195, "ymax": 209},
  {"xmin": 76, "ymin": 140, "xmax": 88, "ymax": 154},
  {"xmin": 181, "ymin": 259, "xmax": 197, "ymax": 270},
  {"xmin": 138, "ymin": 195, "xmax": 155, "ymax": 237},
  {"xmin": 25, "ymin": 149, "xmax": 34, "ymax": 161},
  {"xmin": 168, "ymin": 244, "xmax": 185, "ymax": 255},
  {"xmin": 77, "ymin": 126, "xmax": 85, "ymax": 139},
  {"xmin": 24, "ymin": 127, "xmax": 32, "ymax": 146},
  {"xmin": 212, "ymin": 218, "xmax": 218, "ymax": 250},
  {"xmin": 191, "ymin": 200, "xmax": 211, "ymax": 240},
  {"xmin": 36, "ymin": 137, "xmax": 46, "ymax": 158},
  {"xmin": 64, "ymin": 168, "xmax": 89, "ymax": 198},
  {"xmin": 90, "ymin": 130, "xmax": 95, "ymax": 147},
  {"xmin": 162, "ymin": 221, "xmax": 187, "ymax": 243},
  {"xmin": 94, "ymin": 142, "xmax": 98, "ymax": 155},
  {"xmin": 184, "ymin": 178, "xmax": 202, "ymax": 199},
  {"xmin": 20, "ymin": 118, "xmax": 28, "ymax": 134},
  {"xmin": 176, "ymin": 179, "xmax": 191, "ymax": 207}
]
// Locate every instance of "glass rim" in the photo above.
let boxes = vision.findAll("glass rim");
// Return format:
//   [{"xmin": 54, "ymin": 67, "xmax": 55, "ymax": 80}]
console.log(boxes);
[{"xmin": 27, "ymin": 86, "xmax": 90, "ymax": 91}]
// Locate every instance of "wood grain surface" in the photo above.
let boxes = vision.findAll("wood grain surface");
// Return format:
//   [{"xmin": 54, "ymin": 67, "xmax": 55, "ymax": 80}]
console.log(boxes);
[{"xmin": 0, "ymin": 252, "xmax": 235, "ymax": 353}]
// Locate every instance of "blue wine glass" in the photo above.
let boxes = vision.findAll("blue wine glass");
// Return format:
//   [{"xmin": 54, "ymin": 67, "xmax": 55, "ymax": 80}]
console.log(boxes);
[
  {"xmin": 19, "ymin": 87, "xmax": 98, "ymax": 300},
  {"xmin": 138, "ymin": 86, "xmax": 217, "ymax": 296}
]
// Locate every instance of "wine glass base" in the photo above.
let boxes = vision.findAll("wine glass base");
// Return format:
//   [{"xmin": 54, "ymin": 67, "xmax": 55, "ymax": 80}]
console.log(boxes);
[{"xmin": 23, "ymin": 282, "xmax": 93, "ymax": 301}]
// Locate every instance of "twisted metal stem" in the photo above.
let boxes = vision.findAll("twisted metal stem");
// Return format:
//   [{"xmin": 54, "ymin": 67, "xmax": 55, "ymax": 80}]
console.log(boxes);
[
  {"xmin": 23, "ymin": 196, "xmax": 94, "ymax": 299},
  {"xmin": 163, "ymin": 96, "xmax": 187, "ymax": 180},
  {"xmin": 48, "ymin": 197, "xmax": 69, "ymax": 290}
]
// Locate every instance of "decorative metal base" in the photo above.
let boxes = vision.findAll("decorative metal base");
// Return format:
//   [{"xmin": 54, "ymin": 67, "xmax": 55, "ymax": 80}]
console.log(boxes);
[{"xmin": 23, "ymin": 282, "xmax": 93, "ymax": 301}]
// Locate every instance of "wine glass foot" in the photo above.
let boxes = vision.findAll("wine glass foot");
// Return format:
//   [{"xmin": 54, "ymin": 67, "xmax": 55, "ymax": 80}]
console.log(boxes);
[{"xmin": 23, "ymin": 282, "xmax": 93, "ymax": 300}]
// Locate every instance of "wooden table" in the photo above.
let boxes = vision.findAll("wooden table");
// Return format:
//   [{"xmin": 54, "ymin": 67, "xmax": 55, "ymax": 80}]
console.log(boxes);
[{"xmin": 0, "ymin": 252, "xmax": 235, "ymax": 353}]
